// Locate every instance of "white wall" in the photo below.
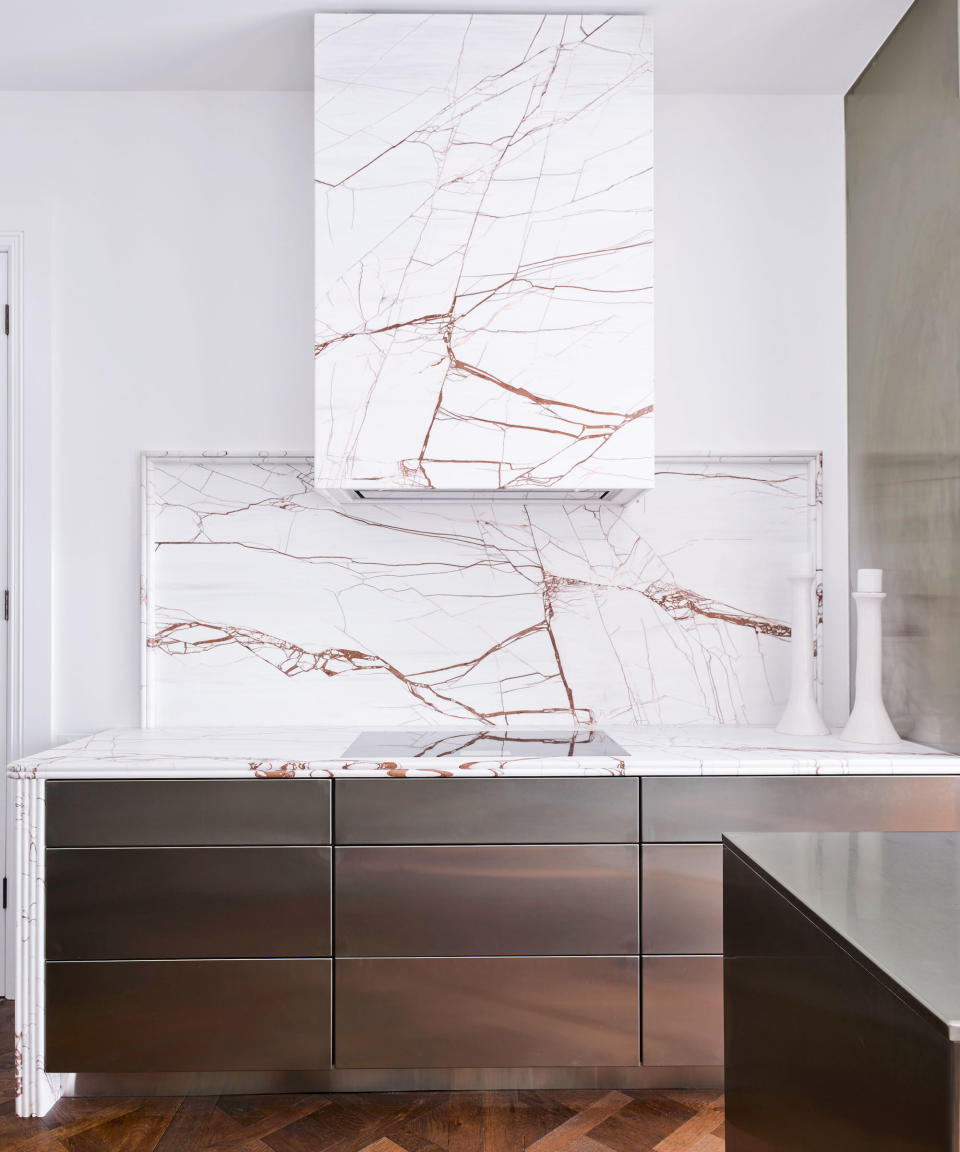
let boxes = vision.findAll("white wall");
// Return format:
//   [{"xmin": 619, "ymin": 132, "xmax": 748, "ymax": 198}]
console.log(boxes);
[
  {"xmin": 0, "ymin": 90, "xmax": 848, "ymax": 740},
  {"xmin": 657, "ymin": 95, "xmax": 849, "ymax": 722}
]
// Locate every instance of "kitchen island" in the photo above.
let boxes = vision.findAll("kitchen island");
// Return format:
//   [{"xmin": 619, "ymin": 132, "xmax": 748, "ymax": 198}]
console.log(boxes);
[
  {"xmin": 724, "ymin": 830, "xmax": 960, "ymax": 1151},
  {"xmin": 10, "ymin": 725, "xmax": 960, "ymax": 1117}
]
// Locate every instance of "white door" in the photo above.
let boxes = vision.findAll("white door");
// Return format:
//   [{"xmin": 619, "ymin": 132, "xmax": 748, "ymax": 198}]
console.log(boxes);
[{"xmin": 0, "ymin": 250, "xmax": 8, "ymax": 995}]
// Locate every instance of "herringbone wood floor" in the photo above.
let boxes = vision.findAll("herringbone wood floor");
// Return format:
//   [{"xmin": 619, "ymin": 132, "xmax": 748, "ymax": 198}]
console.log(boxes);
[{"xmin": 0, "ymin": 1000, "xmax": 724, "ymax": 1151}]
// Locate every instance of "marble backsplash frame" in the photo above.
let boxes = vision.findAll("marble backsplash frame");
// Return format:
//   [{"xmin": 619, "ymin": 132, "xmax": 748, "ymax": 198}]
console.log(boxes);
[{"xmin": 140, "ymin": 452, "xmax": 823, "ymax": 729}]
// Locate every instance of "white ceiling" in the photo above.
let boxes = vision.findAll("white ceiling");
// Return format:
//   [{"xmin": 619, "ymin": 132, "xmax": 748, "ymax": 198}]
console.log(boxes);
[{"xmin": 0, "ymin": 0, "xmax": 912, "ymax": 94}]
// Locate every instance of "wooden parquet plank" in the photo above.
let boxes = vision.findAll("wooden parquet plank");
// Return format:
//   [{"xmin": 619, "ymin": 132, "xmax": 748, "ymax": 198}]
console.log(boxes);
[
  {"xmin": 475, "ymin": 1090, "xmax": 519, "ymax": 1152},
  {"xmin": 385, "ymin": 1123, "xmax": 449, "ymax": 1152},
  {"xmin": 444, "ymin": 1092, "xmax": 484, "ymax": 1152},
  {"xmin": 61, "ymin": 1097, "xmax": 182, "ymax": 1152},
  {"xmin": 526, "ymin": 1091, "xmax": 633, "ymax": 1152},
  {"xmin": 153, "ymin": 1097, "xmax": 220, "ymax": 1152},
  {"xmin": 679, "ymin": 1137, "xmax": 723, "ymax": 1152},
  {"xmin": 203, "ymin": 1096, "xmax": 332, "ymax": 1152},
  {"xmin": 653, "ymin": 1096, "xmax": 724, "ymax": 1152},
  {"xmin": 354, "ymin": 1140, "xmax": 410, "ymax": 1152},
  {"xmin": 5, "ymin": 1102, "xmax": 147, "ymax": 1151},
  {"xmin": 586, "ymin": 1094, "xmax": 700, "ymax": 1152}
]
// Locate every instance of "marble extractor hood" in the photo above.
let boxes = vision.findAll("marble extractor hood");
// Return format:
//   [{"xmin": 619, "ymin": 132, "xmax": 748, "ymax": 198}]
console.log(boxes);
[{"xmin": 313, "ymin": 13, "xmax": 654, "ymax": 503}]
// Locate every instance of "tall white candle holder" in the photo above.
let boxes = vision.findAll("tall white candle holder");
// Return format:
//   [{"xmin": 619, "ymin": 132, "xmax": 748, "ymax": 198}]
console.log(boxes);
[
  {"xmin": 840, "ymin": 568, "xmax": 900, "ymax": 745},
  {"xmin": 776, "ymin": 552, "xmax": 829, "ymax": 737}
]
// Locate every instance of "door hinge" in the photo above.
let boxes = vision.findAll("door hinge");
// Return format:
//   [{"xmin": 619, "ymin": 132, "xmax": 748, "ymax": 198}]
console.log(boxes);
[
  {"xmin": 3, "ymin": 591, "xmax": 7, "ymax": 622},
  {"xmin": 2, "ymin": 878, "xmax": 7, "ymax": 911},
  {"xmin": 3, "ymin": 304, "xmax": 8, "ymax": 337}
]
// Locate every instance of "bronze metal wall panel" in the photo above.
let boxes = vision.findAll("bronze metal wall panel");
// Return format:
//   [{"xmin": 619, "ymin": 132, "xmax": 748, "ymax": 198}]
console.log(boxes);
[
  {"xmin": 334, "ymin": 778, "xmax": 639, "ymax": 844},
  {"xmin": 335, "ymin": 844, "xmax": 638, "ymax": 956},
  {"xmin": 46, "ymin": 959, "xmax": 332, "ymax": 1072},
  {"xmin": 46, "ymin": 780, "xmax": 331, "ymax": 847},
  {"xmin": 46, "ymin": 847, "xmax": 331, "ymax": 960},
  {"xmin": 847, "ymin": 0, "xmax": 960, "ymax": 754},
  {"xmin": 335, "ymin": 957, "xmax": 640, "ymax": 1068}
]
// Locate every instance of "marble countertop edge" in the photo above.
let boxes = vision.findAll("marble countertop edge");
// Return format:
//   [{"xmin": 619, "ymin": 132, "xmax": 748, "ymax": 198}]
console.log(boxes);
[{"xmin": 8, "ymin": 725, "xmax": 960, "ymax": 780}]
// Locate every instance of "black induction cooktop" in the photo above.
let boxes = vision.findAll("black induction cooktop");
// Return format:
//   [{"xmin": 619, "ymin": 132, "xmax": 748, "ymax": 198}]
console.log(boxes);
[{"xmin": 343, "ymin": 729, "xmax": 627, "ymax": 759}]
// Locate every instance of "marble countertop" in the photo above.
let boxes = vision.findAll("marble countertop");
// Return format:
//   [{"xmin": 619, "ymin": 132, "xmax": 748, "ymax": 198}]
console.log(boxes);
[
  {"xmin": 726, "ymin": 831, "xmax": 960, "ymax": 1039},
  {"xmin": 8, "ymin": 725, "xmax": 960, "ymax": 779}
]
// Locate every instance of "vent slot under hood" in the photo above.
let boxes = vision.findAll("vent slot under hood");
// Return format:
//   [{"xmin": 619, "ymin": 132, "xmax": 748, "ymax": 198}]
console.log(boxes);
[{"xmin": 335, "ymin": 488, "xmax": 643, "ymax": 505}]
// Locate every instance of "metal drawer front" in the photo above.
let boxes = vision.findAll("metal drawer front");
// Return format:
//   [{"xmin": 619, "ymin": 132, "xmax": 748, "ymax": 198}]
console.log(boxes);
[
  {"xmin": 335, "ymin": 957, "xmax": 640, "ymax": 1068},
  {"xmin": 642, "ymin": 776, "xmax": 960, "ymax": 843},
  {"xmin": 46, "ymin": 959, "xmax": 332, "ymax": 1072},
  {"xmin": 46, "ymin": 780, "xmax": 331, "ymax": 847},
  {"xmin": 642, "ymin": 845, "xmax": 723, "ymax": 955},
  {"xmin": 335, "ymin": 778, "xmax": 639, "ymax": 845},
  {"xmin": 642, "ymin": 956, "xmax": 723, "ymax": 1067},
  {"xmin": 46, "ymin": 847, "xmax": 331, "ymax": 960},
  {"xmin": 336, "ymin": 845, "xmax": 639, "ymax": 956}
]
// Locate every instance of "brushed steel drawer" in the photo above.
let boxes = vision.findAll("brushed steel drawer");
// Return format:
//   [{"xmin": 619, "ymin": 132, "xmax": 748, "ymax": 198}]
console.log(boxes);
[
  {"xmin": 335, "ymin": 957, "xmax": 640, "ymax": 1068},
  {"xmin": 335, "ymin": 845, "xmax": 639, "ymax": 956},
  {"xmin": 642, "ymin": 776, "xmax": 960, "ymax": 843},
  {"xmin": 642, "ymin": 845, "xmax": 723, "ymax": 955},
  {"xmin": 642, "ymin": 956, "xmax": 723, "ymax": 1067},
  {"xmin": 334, "ymin": 778, "xmax": 639, "ymax": 844},
  {"xmin": 46, "ymin": 780, "xmax": 331, "ymax": 847},
  {"xmin": 46, "ymin": 847, "xmax": 331, "ymax": 960},
  {"xmin": 46, "ymin": 959, "xmax": 332, "ymax": 1071}
]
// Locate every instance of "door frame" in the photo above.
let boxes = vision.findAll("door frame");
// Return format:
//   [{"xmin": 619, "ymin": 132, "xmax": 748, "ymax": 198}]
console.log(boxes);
[{"xmin": 0, "ymin": 209, "xmax": 54, "ymax": 997}]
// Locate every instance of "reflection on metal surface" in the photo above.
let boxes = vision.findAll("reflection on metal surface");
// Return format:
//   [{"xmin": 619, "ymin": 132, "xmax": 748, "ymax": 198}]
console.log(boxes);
[
  {"xmin": 46, "ymin": 779, "xmax": 332, "ymax": 847},
  {"xmin": 642, "ymin": 845, "xmax": 723, "ymax": 955},
  {"xmin": 335, "ymin": 956, "xmax": 640, "ymax": 1069},
  {"xmin": 336, "ymin": 845, "xmax": 638, "ymax": 956},
  {"xmin": 641, "ymin": 776, "xmax": 960, "ymax": 843},
  {"xmin": 642, "ymin": 956, "xmax": 723, "ymax": 1067},
  {"xmin": 70, "ymin": 1064, "xmax": 723, "ymax": 1096},
  {"xmin": 46, "ymin": 960, "xmax": 332, "ymax": 1072},
  {"xmin": 850, "ymin": 455, "xmax": 960, "ymax": 752},
  {"xmin": 335, "ymin": 778, "xmax": 639, "ymax": 844},
  {"xmin": 47, "ymin": 847, "xmax": 331, "ymax": 960},
  {"xmin": 343, "ymin": 729, "xmax": 629, "ymax": 758},
  {"xmin": 847, "ymin": 0, "xmax": 960, "ymax": 755}
]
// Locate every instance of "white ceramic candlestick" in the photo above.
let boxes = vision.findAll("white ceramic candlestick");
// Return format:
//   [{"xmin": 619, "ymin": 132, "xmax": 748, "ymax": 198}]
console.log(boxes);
[
  {"xmin": 840, "ymin": 569, "xmax": 900, "ymax": 745},
  {"xmin": 776, "ymin": 553, "xmax": 829, "ymax": 736}
]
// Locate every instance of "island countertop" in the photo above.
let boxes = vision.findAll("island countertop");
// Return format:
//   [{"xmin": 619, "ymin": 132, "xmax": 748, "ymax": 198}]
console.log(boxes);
[
  {"xmin": 725, "ymin": 830, "xmax": 960, "ymax": 1040},
  {"xmin": 8, "ymin": 724, "xmax": 960, "ymax": 779}
]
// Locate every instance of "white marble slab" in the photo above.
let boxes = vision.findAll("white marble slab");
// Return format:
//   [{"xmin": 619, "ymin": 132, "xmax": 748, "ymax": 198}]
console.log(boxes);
[
  {"xmin": 313, "ymin": 14, "xmax": 654, "ymax": 492},
  {"xmin": 10, "ymin": 725, "xmax": 958, "ymax": 781},
  {"xmin": 142, "ymin": 453, "xmax": 822, "ymax": 729}
]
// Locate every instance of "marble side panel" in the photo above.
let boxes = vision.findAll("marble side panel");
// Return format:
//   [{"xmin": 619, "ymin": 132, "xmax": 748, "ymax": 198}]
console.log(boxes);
[
  {"xmin": 141, "ymin": 454, "xmax": 820, "ymax": 729},
  {"xmin": 313, "ymin": 14, "xmax": 654, "ymax": 492}
]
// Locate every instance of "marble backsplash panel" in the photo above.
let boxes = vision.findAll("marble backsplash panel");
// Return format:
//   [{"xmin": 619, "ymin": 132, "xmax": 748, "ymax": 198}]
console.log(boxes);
[{"xmin": 142, "ymin": 454, "xmax": 822, "ymax": 728}]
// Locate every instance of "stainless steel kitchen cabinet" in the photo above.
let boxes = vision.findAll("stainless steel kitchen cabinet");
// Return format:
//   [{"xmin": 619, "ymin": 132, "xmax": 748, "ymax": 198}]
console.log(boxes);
[
  {"xmin": 46, "ymin": 779, "xmax": 331, "ymax": 847},
  {"xmin": 640, "ymin": 775, "xmax": 960, "ymax": 1072},
  {"xmin": 335, "ymin": 844, "xmax": 638, "ymax": 956},
  {"xmin": 335, "ymin": 957, "xmax": 640, "ymax": 1068},
  {"xmin": 46, "ymin": 959, "xmax": 332, "ymax": 1072},
  {"xmin": 642, "ymin": 956, "xmax": 723, "ymax": 1066},
  {"xmin": 335, "ymin": 777, "xmax": 639, "ymax": 844},
  {"xmin": 642, "ymin": 776, "xmax": 960, "ymax": 843},
  {"xmin": 642, "ymin": 845, "xmax": 723, "ymax": 955},
  {"xmin": 47, "ymin": 847, "xmax": 331, "ymax": 960}
]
